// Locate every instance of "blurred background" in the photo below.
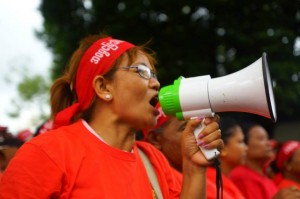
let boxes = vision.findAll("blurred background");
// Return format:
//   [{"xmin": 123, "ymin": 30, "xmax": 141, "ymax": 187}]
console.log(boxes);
[{"xmin": 0, "ymin": 0, "xmax": 299, "ymax": 141}]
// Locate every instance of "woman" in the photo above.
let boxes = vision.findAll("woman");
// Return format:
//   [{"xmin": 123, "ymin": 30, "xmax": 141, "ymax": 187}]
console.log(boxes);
[
  {"xmin": 0, "ymin": 34, "xmax": 223, "ymax": 198},
  {"xmin": 218, "ymin": 117, "xmax": 248, "ymax": 176},
  {"xmin": 206, "ymin": 117, "xmax": 247, "ymax": 199},
  {"xmin": 144, "ymin": 105, "xmax": 239, "ymax": 199},
  {"xmin": 230, "ymin": 122, "xmax": 300, "ymax": 199},
  {"xmin": 273, "ymin": 140, "xmax": 300, "ymax": 190}
]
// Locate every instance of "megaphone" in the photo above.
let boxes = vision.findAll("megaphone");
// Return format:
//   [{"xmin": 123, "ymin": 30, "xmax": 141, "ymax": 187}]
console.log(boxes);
[{"xmin": 158, "ymin": 52, "xmax": 277, "ymax": 160}]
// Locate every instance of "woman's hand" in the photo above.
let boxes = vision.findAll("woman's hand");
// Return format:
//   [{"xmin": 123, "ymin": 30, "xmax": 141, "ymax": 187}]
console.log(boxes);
[
  {"xmin": 181, "ymin": 115, "xmax": 224, "ymax": 167},
  {"xmin": 180, "ymin": 115, "xmax": 223, "ymax": 199}
]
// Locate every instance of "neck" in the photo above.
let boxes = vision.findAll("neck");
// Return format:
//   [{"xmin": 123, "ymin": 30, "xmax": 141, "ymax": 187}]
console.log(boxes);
[
  {"xmin": 245, "ymin": 158, "xmax": 266, "ymax": 175},
  {"xmin": 220, "ymin": 160, "xmax": 234, "ymax": 177},
  {"xmin": 88, "ymin": 116, "xmax": 137, "ymax": 152}
]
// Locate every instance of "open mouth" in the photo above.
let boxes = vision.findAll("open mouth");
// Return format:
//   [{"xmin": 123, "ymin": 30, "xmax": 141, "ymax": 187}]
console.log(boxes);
[{"xmin": 150, "ymin": 96, "xmax": 159, "ymax": 107}]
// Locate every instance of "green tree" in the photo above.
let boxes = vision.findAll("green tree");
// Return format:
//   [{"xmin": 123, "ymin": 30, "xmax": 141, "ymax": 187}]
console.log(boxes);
[
  {"xmin": 10, "ymin": 74, "xmax": 50, "ymax": 121},
  {"xmin": 38, "ymin": 0, "xmax": 300, "ymax": 128}
]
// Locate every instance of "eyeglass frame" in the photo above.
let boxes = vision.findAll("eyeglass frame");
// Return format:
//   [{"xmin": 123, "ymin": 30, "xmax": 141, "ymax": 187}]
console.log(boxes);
[{"xmin": 119, "ymin": 64, "xmax": 157, "ymax": 80}]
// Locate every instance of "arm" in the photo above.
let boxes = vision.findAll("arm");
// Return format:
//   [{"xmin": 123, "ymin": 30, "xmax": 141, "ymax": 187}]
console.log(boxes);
[{"xmin": 180, "ymin": 116, "xmax": 223, "ymax": 199}]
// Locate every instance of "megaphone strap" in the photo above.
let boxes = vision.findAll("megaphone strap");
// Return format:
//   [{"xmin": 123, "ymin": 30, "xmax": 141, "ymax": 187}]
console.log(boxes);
[{"xmin": 214, "ymin": 156, "xmax": 223, "ymax": 199}]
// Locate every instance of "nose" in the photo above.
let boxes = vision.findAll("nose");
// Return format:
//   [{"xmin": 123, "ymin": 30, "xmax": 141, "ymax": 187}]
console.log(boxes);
[{"xmin": 149, "ymin": 77, "xmax": 160, "ymax": 91}]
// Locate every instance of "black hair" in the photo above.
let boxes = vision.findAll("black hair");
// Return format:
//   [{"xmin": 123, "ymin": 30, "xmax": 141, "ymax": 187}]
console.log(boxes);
[
  {"xmin": 240, "ymin": 121, "xmax": 261, "ymax": 144},
  {"xmin": 219, "ymin": 117, "xmax": 241, "ymax": 144},
  {"xmin": 0, "ymin": 137, "xmax": 24, "ymax": 148}
]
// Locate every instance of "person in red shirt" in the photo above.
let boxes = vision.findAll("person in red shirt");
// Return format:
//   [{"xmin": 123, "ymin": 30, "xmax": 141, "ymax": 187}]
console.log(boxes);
[
  {"xmin": 272, "ymin": 140, "xmax": 300, "ymax": 190},
  {"xmin": 0, "ymin": 34, "xmax": 223, "ymax": 199},
  {"xmin": 206, "ymin": 117, "xmax": 247, "ymax": 199},
  {"xmin": 230, "ymin": 122, "xmax": 300, "ymax": 199},
  {"xmin": 144, "ymin": 105, "xmax": 242, "ymax": 199},
  {"xmin": 144, "ymin": 103, "xmax": 218, "ymax": 198},
  {"xmin": 0, "ymin": 133, "xmax": 24, "ymax": 175}
]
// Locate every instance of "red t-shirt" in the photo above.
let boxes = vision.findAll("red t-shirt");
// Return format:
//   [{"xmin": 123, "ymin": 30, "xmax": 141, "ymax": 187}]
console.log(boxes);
[
  {"xmin": 230, "ymin": 165, "xmax": 278, "ymax": 199},
  {"xmin": 277, "ymin": 178, "xmax": 300, "ymax": 190},
  {"xmin": 169, "ymin": 166, "xmax": 182, "ymax": 190},
  {"xmin": 167, "ymin": 163, "xmax": 230, "ymax": 199},
  {"xmin": 206, "ymin": 167, "xmax": 246, "ymax": 199},
  {"xmin": 0, "ymin": 120, "xmax": 180, "ymax": 198}
]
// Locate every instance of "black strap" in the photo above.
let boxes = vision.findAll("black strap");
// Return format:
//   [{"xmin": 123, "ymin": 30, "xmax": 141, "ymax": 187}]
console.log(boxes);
[{"xmin": 214, "ymin": 155, "xmax": 223, "ymax": 199}]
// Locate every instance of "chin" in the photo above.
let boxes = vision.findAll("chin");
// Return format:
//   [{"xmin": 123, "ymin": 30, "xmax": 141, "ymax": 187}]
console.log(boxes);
[
  {"xmin": 144, "ymin": 118, "xmax": 157, "ymax": 129},
  {"xmin": 132, "ymin": 118, "xmax": 156, "ymax": 131}
]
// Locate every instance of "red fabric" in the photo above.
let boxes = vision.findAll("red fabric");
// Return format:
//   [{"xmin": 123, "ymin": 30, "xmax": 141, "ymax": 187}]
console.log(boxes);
[
  {"xmin": 276, "ymin": 178, "xmax": 300, "ymax": 190},
  {"xmin": 230, "ymin": 165, "xmax": 278, "ymax": 199},
  {"xmin": 276, "ymin": 141, "xmax": 300, "ymax": 170},
  {"xmin": 160, "ymin": 163, "xmax": 241, "ymax": 199},
  {"xmin": 273, "ymin": 173, "xmax": 284, "ymax": 185},
  {"xmin": 206, "ymin": 173, "xmax": 218, "ymax": 199},
  {"xmin": 143, "ymin": 102, "xmax": 170, "ymax": 139},
  {"xmin": 0, "ymin": 120, "xmax": 180, "ymax": 199},
  {"xmin": 37, "ymin": 119, "xmax": 53, "ymax": 135},
  {"xmin": 206, "ymin": 167, "xmax": 246, "ymax": 199},
  {"xmin": 169, "ymin": 167, "xmax": 182, "ymax": 190},
  {"xmin": 17, "ymin": 129, "xmax": 33, "ymax": 142},
  {"xmin": 54, "ymin": 38, "xmax": 134, "ymax": 128}
]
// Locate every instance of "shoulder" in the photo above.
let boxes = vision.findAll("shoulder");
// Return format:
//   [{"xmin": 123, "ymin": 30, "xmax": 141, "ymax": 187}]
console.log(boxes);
[
  {"xmin": 136, "ymin": 141, "xmax": 160, "ymax": 152},
  {"xmin": 136, "ymin": 141, "xmax": 166, "ymax": 160},
  {"xmin": 135, "ymin": 141, "xmax": 181, "ymax": 197},
  {"xmin": 230, "ymin": 165, "xmax": 252, "ymax": 176},
  {"xmin": 136, "ymin": 141, "xmax": 173, "ymax": 171},
  {"xmin": 29, "ymin": 121, "xmax": 86, "ymax": 147},
  {"xmin": 17, "ymin": 121, "xmax": 88, "ymax": 163}
]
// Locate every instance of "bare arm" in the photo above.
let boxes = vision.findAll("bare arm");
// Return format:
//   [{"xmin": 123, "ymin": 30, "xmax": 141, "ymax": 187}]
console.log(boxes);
[{"xmin": 180, "ymin": 116, "xmax": 223, "ymax": 199}]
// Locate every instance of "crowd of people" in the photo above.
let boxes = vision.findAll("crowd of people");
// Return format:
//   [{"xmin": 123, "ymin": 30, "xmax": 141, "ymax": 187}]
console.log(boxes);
[
  {"xmin": 0, "ymin": 33, "xmax": 299, "ymax": 198},
  {"xmin": 143, "ymin": 102, "xmax": 300, "ymax": 199}
]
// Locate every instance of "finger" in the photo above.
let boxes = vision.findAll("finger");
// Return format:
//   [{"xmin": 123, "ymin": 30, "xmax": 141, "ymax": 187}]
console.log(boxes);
[
  {"xmin": 182, "ymin": 118, "xmax": 203, "ymax": 137},
  {"xmin": 197, "ymin": 129, "xmax": 222, "ymax": 148},
  {"xmin": 197, "ymin": 122, "xmax": 219, "ymax": 138},
  {"xmin": 204, "ymin": 114, "xmax": 220, "ymax": 125},
  {"xmin": 199, "ymin": 139, "xmax": 224, "ymax": 151}
]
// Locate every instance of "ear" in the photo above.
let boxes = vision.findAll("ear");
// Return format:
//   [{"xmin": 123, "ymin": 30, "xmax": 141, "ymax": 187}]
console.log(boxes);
[
  {"xmin": 220, "ymin": 146, "xmax": 228, "ymax": 157},
  {"xmin": 146, "ymin": 131, "xmax": 162, "ymax": 150},
  {"xmin": 93, "ymin": 75, "xmax": 113, "ymax": 101}
]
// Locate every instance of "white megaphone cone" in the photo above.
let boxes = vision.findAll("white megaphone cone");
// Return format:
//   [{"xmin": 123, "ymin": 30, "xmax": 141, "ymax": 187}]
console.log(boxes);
[{"xmin": 159, "ymin": 52, "xmax": 277, "ymax": 160}]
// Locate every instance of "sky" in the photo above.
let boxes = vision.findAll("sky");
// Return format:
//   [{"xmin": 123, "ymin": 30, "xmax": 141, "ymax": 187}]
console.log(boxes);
[{"xmin": 0, "ymin": 0, "xmax": 52, "ymax": 135}]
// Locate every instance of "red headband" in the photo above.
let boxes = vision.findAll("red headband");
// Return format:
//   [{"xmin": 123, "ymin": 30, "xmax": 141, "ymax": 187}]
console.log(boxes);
[
  {"xmin": 54, "ymin": 37, "xmax": 134, "ymax": 128},
  {"xmin": 143, "ymin": 102, "xmax": 170, "ymax": 139},
  {"xmin": 276, "ymin": 140, "xmax": 300, "ymax": 170}
]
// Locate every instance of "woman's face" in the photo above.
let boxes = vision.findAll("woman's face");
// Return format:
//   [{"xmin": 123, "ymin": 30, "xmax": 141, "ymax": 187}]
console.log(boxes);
[
  {"xmin": 222, "ymin": 126, "xmax": 248, "ymax": 167},
  {"xmin": 158, "ymin": 117, "xmax": 187, "ymax": 172},
  {"xmin": 286, "ymin": 148, "xmax": 300, "ymax": 178},
  {"xmin": 110, "ymin": 52, "xmax": 160, "ymax": 130},
  {"xmin": 246, "ymin": 125, "xmax": 274, "ymax": 162}
]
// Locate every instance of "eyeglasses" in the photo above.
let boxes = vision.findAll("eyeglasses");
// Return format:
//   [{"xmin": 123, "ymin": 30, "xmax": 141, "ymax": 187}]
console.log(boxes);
[{"xmin": 119, "ymin": 64, "xmax": 157, "ymax": 80}]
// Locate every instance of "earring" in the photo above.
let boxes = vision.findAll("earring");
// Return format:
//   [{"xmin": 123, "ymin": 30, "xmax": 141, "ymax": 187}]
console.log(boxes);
[{"xmin": 105, "ymin": 94, "xmax": 111, "ymax": 99}]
